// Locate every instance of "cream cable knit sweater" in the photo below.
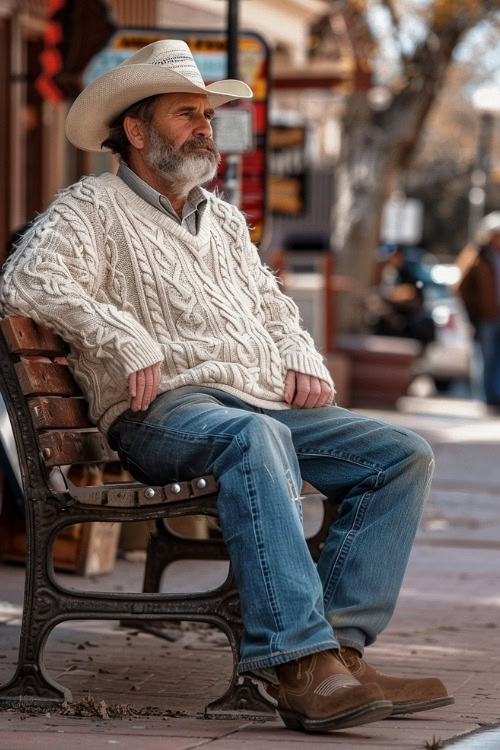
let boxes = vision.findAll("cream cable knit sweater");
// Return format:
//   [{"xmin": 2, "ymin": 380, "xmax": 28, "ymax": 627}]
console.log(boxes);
[{"xmin": 0, "ymin": 174, "xmax": 335, "ymax": 435}]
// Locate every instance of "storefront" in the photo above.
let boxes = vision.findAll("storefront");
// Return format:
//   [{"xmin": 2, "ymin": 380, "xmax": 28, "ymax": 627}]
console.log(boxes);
[{"xmin": 0, "ymin": 0, "xmax": 158, "ymax": 263}]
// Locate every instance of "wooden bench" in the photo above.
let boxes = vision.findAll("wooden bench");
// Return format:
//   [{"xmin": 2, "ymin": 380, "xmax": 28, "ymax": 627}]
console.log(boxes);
[{"xmin": 0, "ymin": 316, "xmax": 337, "ymax": 718}]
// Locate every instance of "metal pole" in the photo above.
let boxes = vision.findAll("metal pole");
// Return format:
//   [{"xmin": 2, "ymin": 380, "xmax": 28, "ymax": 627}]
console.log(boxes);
[
  {"xmin": 223, "ymin": 0, "xmax": 240, "ymax": 206},
  {"xmin": 227, "ymin": 0, "xmax": 239, "ymax": 79}
]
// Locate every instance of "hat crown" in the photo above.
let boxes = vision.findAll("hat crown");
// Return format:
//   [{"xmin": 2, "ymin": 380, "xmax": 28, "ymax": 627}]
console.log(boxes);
[
  {"xmin": 120, "ymin": 40, "xmax": 205, "ymax": 87},
  {"xmin": 66, "ymin": 38, "xmax": 253, "ymax": 152}
]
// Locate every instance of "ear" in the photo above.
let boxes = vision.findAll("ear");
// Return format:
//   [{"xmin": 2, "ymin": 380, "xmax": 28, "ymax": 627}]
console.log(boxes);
[{"xmin": 123, "ymin": 115, "xmax": 147, "ymax": 150}]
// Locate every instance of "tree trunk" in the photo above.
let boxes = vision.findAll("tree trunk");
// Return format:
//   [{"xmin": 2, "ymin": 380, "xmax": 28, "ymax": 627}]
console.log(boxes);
[
  {"xmin": 332, "ymin": 95, "xmax": 399, "ymax": 331},
  {"xmin": 332, "ymin": 95, "xmax": 407, "ymax": 331},
  {"xmin": 330, "ymin": 9, "xmax": 482, "ymax": 333}
]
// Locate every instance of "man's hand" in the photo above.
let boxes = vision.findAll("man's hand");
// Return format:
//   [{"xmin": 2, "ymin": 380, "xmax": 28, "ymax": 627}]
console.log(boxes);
[
  {"xmin": 284, "ymin": 371, "xmax": 332, "ymax": 409},
  {"xmin": 128, "ymin": 363, "xmax": 161, "ymax": 412}
]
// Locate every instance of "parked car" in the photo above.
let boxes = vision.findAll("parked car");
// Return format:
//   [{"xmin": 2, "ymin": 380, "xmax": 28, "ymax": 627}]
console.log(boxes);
[{"xmin": 414, "ymin": 265, "xmax": 473, "ymax": 389}]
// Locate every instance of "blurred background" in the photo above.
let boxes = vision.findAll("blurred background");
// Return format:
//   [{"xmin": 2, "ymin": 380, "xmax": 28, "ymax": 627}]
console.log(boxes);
[{"xmin": 0, "ymin": 7, "xmax": 500, "ymax": 747}]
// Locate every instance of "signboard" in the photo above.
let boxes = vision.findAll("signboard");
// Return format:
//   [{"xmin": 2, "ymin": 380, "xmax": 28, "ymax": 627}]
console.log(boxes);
[
  {"xmin": 269, "ymin": 125, "xmax": 307, "ymax": 215},
  {"xmin": 381, "ymin": 196, "xmax": 423, "ymax": 245},
  {"xmin": 212, "ymin": 107, "xmax": 254, "ymax": 155},
  {"xmin": 84, "ymin": 29, "xmax": 270, "ymax": 244}
]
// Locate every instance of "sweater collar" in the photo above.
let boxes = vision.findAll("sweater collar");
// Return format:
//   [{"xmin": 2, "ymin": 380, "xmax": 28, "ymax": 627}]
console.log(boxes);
[{"xmin": 98, "ymin": 172, "xmax": 213, "ymax": 249}]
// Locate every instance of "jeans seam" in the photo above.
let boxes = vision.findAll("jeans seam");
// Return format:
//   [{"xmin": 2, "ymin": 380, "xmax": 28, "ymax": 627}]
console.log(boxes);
[
  {"xmin": 118, "ymin": 417, "xmax": 233, "ymax": 442},
  {"xmin": 322, "ymin": 488, "xmax": 373, "ymax": 606},
  {"xmin": 236, "ymin": 431, "xmax": 284, "ymax": 639},
  {"xmin": 374, "ymin": 469, "xmax": 385, "ymax": 489},
  {"xmin": 296, "ymin": 449, "xmax": 383, "ymax": 473},
  {"xmin": 125, "ymin": 454, "xmax": 159, "ymax": 486}
]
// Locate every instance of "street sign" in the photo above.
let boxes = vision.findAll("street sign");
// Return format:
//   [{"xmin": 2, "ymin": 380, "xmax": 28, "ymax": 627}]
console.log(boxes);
[
  {"xmin": 83, "ymin": 28, "xmax": 270, "ymax": 244},
  {"xmin": 212, "ymin": 107, "xmax": 254, "ymax": 154},
  {"xmin": 381, "ymin": 196, "xmax": 423, "ymax": 245}
]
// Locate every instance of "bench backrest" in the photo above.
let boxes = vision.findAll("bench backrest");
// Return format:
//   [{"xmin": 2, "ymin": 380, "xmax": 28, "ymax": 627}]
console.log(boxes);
[{"xmin": 0, "ymin": 317, "xmax": 115, "ymax": 476}]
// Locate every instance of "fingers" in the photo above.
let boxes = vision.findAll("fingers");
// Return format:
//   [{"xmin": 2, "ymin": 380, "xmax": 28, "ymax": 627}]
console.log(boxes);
[
  {"xmin": 128, "ymin": 371, "xmax": 136, "ymax": 398},
  {"xmin": 291, "ymin": 373, "xmax": 311, "ymax": 408},
  {"xmin": 129, "ymin": 364, "xmax": 161, "ymax": 412},
  {"xmin": 152, "ymin": 362, "xmax": 160, "ymax": 401},
  {"xmin": 284, "ymin": 370, "xmax": 296, "ymax": 404},
  {"xmin": 303, "ymin": 376, "xmax": 323, "ymax": 408},
  {"xmin": 131, "ymin": 368, "xmax": 146, "ymax": 412},
  {"xmin": 316, "ymin": 379, "xmax": 332, "ymax": 408},
  {"xmin": 286, "ymin": 371, "xmax": 333, "ymax": 409},
  {"xmin": 140, "ymin": 366, "xmax": 154, "ymax": 411}
]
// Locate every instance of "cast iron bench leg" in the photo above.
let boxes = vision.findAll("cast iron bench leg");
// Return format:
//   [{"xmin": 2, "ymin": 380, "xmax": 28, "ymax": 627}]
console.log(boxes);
[
  {"xmin": 128, "ymin": 520, "xmax": 277, "ymax": 719},
  {"xmin": 0, "ymin": 499, "xmax": 71, "ymax": 708}
]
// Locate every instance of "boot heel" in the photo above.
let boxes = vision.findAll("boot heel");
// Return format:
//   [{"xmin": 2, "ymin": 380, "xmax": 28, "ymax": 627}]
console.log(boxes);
[{"xmin": 278, "ymin": 708, "xmax": 304, "ymax": 731}]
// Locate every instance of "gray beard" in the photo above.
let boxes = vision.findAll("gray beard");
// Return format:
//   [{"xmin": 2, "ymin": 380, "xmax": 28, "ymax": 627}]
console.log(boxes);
[{"xmin": 145, "ymin": 126, "xmax": 220, "ymax": 199}]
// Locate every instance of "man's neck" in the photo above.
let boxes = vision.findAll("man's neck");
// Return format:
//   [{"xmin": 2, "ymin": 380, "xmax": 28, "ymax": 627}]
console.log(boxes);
[{"xmin": 126, "ymin": 154, "xmax": 186, "ymax": 217}]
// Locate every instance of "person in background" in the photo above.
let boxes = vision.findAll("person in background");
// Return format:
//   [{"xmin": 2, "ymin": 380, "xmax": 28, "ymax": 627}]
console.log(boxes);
[
  {"xmin": 456, "ymin": 212, "xmax": 500, "ymax": 410},
  {"xmin": 367, "ymin": 245, "xmax": 435, "ymax": 346}
]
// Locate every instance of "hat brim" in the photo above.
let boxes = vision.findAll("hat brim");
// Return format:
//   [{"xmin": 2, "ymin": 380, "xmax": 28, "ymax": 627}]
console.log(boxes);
[{"xmin": 65, "ymin": 64, "xmax": 253, "ymax": 152}]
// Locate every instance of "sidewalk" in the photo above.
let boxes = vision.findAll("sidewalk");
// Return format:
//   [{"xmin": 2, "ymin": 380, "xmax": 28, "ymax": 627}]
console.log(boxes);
[{"xmin": 1, "ymin": 397, "xmax": 499, "ymax": 750}]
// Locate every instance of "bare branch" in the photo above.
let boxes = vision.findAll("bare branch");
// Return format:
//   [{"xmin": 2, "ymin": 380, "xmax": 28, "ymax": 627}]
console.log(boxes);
[
  {"xmin": 377, "ymin": 0, "xmax": 412, "ymax": 68},
  {"xmin": 379, "ymin": 0, "xmax": 401, "ymax": 33}
]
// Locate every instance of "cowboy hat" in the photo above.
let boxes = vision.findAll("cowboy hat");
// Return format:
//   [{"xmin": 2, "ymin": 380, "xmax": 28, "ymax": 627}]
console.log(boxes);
[{"xmin": 65, "ymin": 39, "xmax": 253, "ymax": 152}]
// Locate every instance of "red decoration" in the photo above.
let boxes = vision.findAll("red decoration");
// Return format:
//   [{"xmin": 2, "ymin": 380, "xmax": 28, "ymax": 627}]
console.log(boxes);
[{"xmin": 35, "ymin": 0, "xmax": 66, "ymax": 103}]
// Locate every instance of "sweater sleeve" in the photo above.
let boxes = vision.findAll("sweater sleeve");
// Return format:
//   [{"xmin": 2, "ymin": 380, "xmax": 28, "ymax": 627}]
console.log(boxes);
[
  {"xmin": 0, "ymin": 202, "xmax": 163, "ymax": 388},
  {"xmin": 241, "ymin": 224, "xmax": 335, "ymax": 395}
]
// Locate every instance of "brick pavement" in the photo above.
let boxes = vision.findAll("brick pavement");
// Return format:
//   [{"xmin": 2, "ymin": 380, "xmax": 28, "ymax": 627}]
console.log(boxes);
[{"xmin": 1, "ymin": 403, "xmax": 499, "ymax": 750}]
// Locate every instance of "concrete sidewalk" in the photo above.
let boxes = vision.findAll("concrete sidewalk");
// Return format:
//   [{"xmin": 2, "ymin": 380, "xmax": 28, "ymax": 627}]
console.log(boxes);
[{"xmin": 1, "ymin": 398, "xmax": 499, "ymax": 749}]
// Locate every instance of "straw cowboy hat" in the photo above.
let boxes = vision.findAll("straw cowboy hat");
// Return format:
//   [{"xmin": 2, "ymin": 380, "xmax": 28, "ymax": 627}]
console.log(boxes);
[{"xmin": 66, "ymin": 39, "xmax": 253, "ymax": 152}]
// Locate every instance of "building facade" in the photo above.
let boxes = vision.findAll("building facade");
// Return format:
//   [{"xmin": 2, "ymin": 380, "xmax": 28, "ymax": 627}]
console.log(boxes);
[{"xmin": 0, "ymin": 0, "xmax": 365, "ymax": 260}]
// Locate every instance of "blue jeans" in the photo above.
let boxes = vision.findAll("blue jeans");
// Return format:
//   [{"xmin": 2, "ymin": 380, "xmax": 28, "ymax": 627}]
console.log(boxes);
[
  {"xmin": 107, "ymin": 387, "xmax": 434, "ymax": 672},
  {"xmin": 477, "ymin": 319, "xmax": 500, "ymax": 405}
]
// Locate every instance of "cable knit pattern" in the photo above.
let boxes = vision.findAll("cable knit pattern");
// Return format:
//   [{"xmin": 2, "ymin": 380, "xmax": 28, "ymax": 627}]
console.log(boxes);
[{"xmin": 0, "ymin": 173, "xmax": 335, "ymax": 434}]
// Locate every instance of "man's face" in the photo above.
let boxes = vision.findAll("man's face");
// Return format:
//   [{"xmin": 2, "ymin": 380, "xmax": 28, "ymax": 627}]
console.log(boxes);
[{"xmin": 143, "ymin": 92, "xmax": 220, "ymax": 194}]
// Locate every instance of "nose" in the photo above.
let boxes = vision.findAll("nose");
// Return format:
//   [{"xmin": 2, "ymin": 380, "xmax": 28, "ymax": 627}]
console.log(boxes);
[{"xmin": 193, "ymin": 113, "xmax": 212, "ymax": 138}]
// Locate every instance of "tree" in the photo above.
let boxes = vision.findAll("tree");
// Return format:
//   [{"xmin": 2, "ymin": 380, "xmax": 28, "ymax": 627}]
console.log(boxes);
[{"xmin": 329, "ymin": 0, "xmax": 500, "ymax": 331}]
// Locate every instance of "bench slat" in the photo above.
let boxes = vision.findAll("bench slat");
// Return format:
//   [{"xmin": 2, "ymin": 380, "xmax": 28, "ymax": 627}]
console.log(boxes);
[
  {"xmin": 28, "ymin": 397, "xmax": 92, "ymax": 430},
  {"xmin": 15, "ymin": 360, "xmax": 80, "ymax": 397},
  {"xmin": 39, "ymin": 430, "xmax": 116, "ymax": 467},
  {"xmin": 1, "ymin": 317, "xmax": 67, "ymax": 356}
]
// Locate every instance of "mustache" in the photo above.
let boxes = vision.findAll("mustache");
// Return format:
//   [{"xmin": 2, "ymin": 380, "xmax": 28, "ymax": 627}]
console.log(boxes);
[{"xmin": 181, "ymin": 136, "xmax": 219, "ymax": 156}]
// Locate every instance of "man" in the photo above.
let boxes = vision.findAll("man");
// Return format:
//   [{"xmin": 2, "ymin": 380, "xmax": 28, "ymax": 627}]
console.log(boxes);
[
  {"xmin": 456, "ymin": 212, "xmax": 500, "ymax": 409},
  {"xmin": 0, "ymin": 40, "xmax": 453, "ymax": 732}
]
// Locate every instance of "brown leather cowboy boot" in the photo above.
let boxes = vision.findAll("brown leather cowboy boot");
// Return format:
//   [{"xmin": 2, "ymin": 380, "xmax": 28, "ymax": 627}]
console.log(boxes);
[
  {"xmin": 340, "ymin": 647, "xmax": 455, "ymax": 715},
  {"xmin": 276, "ymin": 649, "xmax": 392, "ymax": 732}
]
